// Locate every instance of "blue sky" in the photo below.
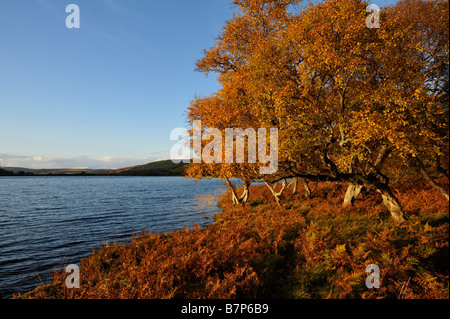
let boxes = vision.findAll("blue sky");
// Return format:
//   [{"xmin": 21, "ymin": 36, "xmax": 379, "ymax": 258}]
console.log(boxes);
[{"xmin": 0, "ymin": 0, "xmax": 398, "ymax": 169}]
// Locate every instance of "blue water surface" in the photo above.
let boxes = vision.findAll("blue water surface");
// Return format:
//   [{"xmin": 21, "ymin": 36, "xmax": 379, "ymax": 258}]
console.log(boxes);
[{"xmin": 0, "ymin": 176, "xmax": 225, "ymax": 298}]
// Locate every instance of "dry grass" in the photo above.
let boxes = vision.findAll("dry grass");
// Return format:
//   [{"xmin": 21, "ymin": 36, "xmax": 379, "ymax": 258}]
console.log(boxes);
[{"xmin": 18, "ymin": 178, "xmax": 449, "ymax": 299}]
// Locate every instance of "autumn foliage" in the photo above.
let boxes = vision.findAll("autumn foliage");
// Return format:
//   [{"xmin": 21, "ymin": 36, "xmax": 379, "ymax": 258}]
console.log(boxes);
[
  {"xmin": 20, "ymin": 177, "xmax": 448, "ymax": 299},
  {"xmin": 19, "ymin": 0, "xmax": 449, "ymax": 300},
  {"xmin": 186, "ymin": 0, "xmax": 449, "ymax": 222}
]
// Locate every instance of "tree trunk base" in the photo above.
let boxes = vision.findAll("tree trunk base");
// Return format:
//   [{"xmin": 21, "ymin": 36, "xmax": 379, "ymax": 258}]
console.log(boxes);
[
  {"xmin": 264, "ymin": 179, "xmax": 287, "ymax": 206},
  {"xmin": 224, "ymin": 176, "xmax": 250, "ymax": 206},
  {"xmin": 377, "ymin": 187, "xmax": 406, "ymax": 222},
  {"xmin": 343, "ymin": 184, "xmax": 364, "ymax": 206}
]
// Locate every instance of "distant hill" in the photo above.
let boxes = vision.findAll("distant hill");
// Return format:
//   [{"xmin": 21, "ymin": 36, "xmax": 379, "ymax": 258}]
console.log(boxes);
[
  {"xmin": 108, "ymin": 160, "xmax": 189, "ymax": 176},
  {"xmin": 0, "ymin": 168, "xmax": 15, "ymax": 176},
  {"xmin": 1, "ymin": 167, "xmax": 111, "ymax": 176},
  {"xmin": 0, "ymin": 160, "xmax": 190, "ymax": 176}
]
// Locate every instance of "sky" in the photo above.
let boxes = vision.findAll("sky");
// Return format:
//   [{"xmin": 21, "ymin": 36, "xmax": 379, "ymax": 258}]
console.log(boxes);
[{"xmin": 0, "ymin": 0, "xmax": 398, "ymax": 169}]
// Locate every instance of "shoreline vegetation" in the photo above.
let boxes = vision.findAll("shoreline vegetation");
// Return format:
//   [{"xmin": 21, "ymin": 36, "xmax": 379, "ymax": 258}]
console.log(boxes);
[
  {"xmin": 4, "ymin": 0, "xmax": 449, "ymax": 300},
  {"xmin": 17, "ymin": 176, "xmax": 448, "ymax": 299}
]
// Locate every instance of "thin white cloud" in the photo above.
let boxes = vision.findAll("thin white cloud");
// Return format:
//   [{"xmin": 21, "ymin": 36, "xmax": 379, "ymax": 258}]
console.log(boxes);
[
  {"xmin": 155, "ymin": 155, "xmax": 171, "ymax": 162},
  {"xmin": 101, "ymin": 0, "xmax": 143, "ymax": 20},
  {"xmin": 0, "ymin": 153, "xmax": 159, "ymax": 169},
  {"xmin": 119, "ymin": 25, "xmax": 157, "ymax": 53},
  {"xmin": 35, "ymin": 0, "xmax": 66, "ymax": 19}
]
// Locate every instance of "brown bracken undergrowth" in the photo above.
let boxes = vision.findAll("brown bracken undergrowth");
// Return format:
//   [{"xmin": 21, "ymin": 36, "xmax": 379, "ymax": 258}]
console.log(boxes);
[{"xmin": 18, "ymin": 178, "xmax": 449, "ymax": 299}]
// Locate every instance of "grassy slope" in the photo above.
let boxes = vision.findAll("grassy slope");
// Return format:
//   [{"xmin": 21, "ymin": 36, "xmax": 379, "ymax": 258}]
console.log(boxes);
[
  {"xmin": 111, "ymin": 160, "xmax": 188, "ymax": 176},
  {"xmin": 20, "ymin": 178, "xmax": 449, "ymax": 299}
]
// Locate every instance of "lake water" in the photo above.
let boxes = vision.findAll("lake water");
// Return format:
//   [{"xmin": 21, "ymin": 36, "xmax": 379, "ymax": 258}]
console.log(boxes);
[{"xmin": 0, "ymin": 176, "xmax": 226, "ymax": 299}]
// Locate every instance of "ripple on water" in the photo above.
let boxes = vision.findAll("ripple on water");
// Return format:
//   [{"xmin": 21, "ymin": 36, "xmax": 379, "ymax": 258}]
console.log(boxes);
[{"xmin": 0, "ymin": 176, "xmax": 223, "ymax": 298}]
